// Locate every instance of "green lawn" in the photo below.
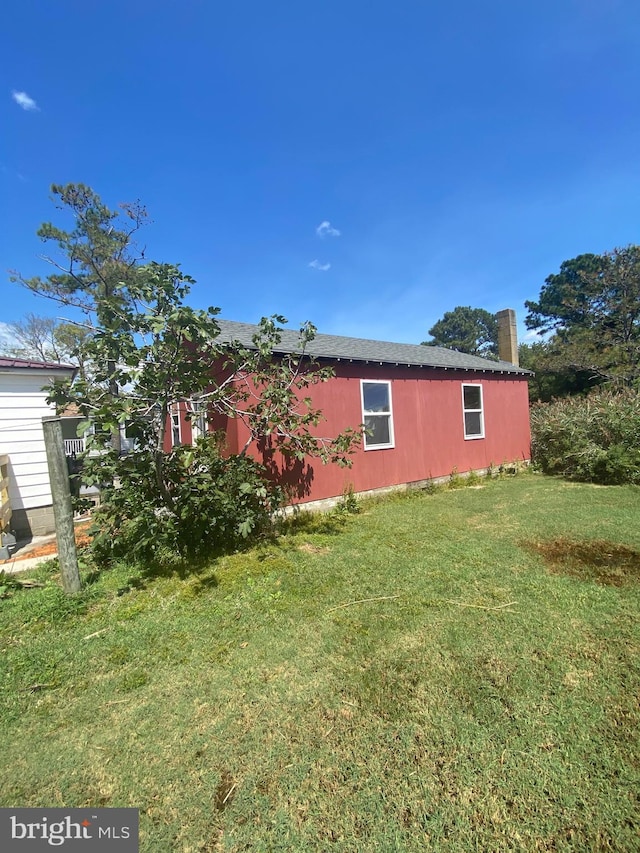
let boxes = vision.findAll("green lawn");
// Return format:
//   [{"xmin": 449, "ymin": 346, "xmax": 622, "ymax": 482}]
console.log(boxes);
[{"xmin": 1, "ymin": 473, "xmax": 639, "ymax": 851}]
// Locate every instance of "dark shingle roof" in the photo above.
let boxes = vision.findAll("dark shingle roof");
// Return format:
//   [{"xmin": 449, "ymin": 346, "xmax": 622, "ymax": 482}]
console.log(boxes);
[
  {"xmin": 215, "ymin": 320, "xmax": 530, "ymax": 375},
  {"xmin": 0, "ymin": 357, "xmax": 76, "ymax": 372}
]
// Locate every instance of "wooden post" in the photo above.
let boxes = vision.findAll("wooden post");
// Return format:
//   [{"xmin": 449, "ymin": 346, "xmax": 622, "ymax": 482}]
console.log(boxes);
[
  {"xmin": 0, "ymin": 454, "xmax": 14, "ymax": 560},
  {"xmin": 42, "ymin": 417, "xmax": 81, "ymax": 595}
]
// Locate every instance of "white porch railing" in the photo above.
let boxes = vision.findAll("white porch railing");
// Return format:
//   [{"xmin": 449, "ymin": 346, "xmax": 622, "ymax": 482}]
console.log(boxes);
[{"xmin": 64, "ymin": 438, "xmax": 85, "ymax": 455}]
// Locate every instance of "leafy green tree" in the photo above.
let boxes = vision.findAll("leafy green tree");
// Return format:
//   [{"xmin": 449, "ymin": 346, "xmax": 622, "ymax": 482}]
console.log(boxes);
[
  {"xmin": 13, "ymin": 184, "xmax": 360, "ymax": 564},
  {"xmin": 11, "ymin": 183, "xmax": 147, "ymax": 313},
  {"xmin": 11, "ymin": 183, "xmax": 148, "ymax": 452},
  {"xmin": 518, "ymin": 341, "xmax": 598, "ymax": 402},
  {"xmin": 422, "ymin": 306, "xmax": 498, "ymax": 357},
  {"xmin": 51, "ymin": 322, "xmax": 93, "ymax": 380},
  {"xmin": 524, "ymin": 253, "xmax": 604, "ymax": 333},
  {"xmin": 525, "ymin": 247, "xmax": 640, "ymax": 386}
]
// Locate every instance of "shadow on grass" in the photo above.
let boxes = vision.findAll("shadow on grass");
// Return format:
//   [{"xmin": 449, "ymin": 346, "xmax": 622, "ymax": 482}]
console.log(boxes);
[
  {"xmin": 80, "ymin": 510, "xmax": 351, "ymax": 597},
  {"xmin": 278, "ymin": 509, "xmax": 350, "ymax": 537},
  {"xmin": 115, "ymin": 555, "xmax": 222, "ymax": 595},
  {"xmin": 523, "ymin": 537, "xmax": 640, "ymax": 586}
]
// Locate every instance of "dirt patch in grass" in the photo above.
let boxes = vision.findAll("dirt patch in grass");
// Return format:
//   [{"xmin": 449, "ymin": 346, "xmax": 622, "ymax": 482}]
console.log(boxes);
[
  {"xmin": 214, "ymin": 770, "xmax": 237, "ymax": 811},
  {"xmin": 298, "ymin": 542, "xmax": 331, "ymax": 554},
  {"xmin": 523, "ymin": 537, "xmax": 640, "ymax": 586}
]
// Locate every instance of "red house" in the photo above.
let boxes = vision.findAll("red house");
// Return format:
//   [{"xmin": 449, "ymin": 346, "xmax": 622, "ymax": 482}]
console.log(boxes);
[{"xmin": 176, "ymin": 310, "xmax": 531, "ymax": 508}]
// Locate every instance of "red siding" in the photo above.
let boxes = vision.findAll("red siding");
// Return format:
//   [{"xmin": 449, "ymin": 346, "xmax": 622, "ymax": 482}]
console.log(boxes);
[{"xmin": 228, "ymin": 363, "xmax": 531, "ymax": 505}]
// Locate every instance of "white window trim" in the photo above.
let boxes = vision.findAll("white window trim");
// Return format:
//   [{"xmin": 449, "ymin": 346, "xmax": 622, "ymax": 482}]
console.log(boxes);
[
  {"xmin": 462, "ymin": 383, "xmax": 485, "ymax": 440},
  {"xmin": 189, "ymin": 398, "xmax": 207, "ymax": 444},
  {"xmin": 361, "ymin": 379, "xmax": 395, "ymax": 450},
  {"xmin": 171, "ymin": 405, "xmax": 182, "ymax": 447}
]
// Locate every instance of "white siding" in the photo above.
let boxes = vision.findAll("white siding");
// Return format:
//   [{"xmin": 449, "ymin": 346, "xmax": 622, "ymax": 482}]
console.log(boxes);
[{"xmin": 0, "ymin": 367, "xmax": 74, "ymax": 510}]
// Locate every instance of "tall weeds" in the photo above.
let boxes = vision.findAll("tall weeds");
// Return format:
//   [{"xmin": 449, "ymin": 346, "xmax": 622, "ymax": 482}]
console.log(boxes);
[{"xmin": 530, "ymin": 387, "xmax": 640, "ymax": 484}]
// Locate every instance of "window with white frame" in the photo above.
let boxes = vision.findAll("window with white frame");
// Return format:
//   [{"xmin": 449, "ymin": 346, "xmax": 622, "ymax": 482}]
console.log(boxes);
[
  {"xmin": 361, "ymin": 380, "xmax": 394, "ymax": 449},
  {"xmin": 171, "ymin": 407, "xmax": 182, "ymax": 447},
  {"xmin": 85, "ymin": 421, "xmax": 111, "ymax": 449},
  {"xmin": 462, "ymin": 383, "xmax": 484, "ymax": 439},
  {"xmin": 189, "ymin": 399, "xmax": 207, "ymax": 444}
]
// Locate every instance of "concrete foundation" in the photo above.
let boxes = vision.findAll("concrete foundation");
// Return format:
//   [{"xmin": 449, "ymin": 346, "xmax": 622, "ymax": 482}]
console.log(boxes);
[
  {"xmin": 9, "ymin": 505, "xmax": 57, "ymax": 539},
  {"xmin": 286, "ymin": 462, "xmax": 529, "ymax": 515}
]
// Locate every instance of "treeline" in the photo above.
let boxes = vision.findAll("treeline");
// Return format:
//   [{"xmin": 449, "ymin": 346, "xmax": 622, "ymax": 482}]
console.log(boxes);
[
  {"xmin": 523, "ymin": 248, "xmax": 640, "ymax": 484},
  {"xmin": 425, "ymin": 247, "xmax": 640, "ymax": 484},
  {"xmin": 521, "ymin": 246, "xmax": 640, "ymax": 401},
  {"xmin": 424, "ymin": 246, "xmax": 640, "ymax": 402}
]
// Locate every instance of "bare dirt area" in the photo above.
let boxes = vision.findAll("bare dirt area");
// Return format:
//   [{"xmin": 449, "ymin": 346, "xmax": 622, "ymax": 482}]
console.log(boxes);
[{"xmin": 1, "ymin": 523, "xmax": 92, "ymax": 565}]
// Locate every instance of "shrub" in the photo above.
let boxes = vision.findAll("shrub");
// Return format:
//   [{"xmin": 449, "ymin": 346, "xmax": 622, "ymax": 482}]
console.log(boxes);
[
  {"xmin": 530, "ymin": 388, "xmax": 640, "ymax": 484},
  {"xmin": 88, "ymin": 435, "xmax": 282, "ymax": 567},
  {"xmin": 334, "ymin": 484, "xmax": 360, "ymax": 516}
]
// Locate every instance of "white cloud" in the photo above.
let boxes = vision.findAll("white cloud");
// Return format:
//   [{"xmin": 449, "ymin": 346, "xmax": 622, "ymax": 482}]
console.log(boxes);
[
  {"xmin": 11, "ymin": 90, "xmax": 39, "ymax": 111},
  {"xmin": 316, "ymin": 220, "xmax": 341, "ymax": 238},
  {"xmin": 522, "ymin": 329, "xmax": 544, "ymax": 342},
  {"xmin": 308, "ymin": 259, "xmax": 331, "ymax": 271}
]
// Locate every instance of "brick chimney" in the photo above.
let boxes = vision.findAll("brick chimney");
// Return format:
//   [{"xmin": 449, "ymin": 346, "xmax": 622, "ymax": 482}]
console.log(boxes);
[{"xmin": 496, "ymin": 308, "xmax": 519, "ymax": 366}]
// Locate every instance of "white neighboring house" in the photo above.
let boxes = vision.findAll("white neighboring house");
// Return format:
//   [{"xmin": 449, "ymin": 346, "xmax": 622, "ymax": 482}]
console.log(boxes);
[
  {"xmin": 60, "ymin": 416, "xmax": 137, "ymax": 457},
  {"xmin": 0, "ymin": 357, "xmax": 76, "ymax": 538}
]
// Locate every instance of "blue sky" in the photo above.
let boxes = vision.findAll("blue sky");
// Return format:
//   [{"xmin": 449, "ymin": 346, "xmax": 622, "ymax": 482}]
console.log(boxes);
[{"xmin": 2, "ymin": 0, "xmax": 639, "ymax": 347}]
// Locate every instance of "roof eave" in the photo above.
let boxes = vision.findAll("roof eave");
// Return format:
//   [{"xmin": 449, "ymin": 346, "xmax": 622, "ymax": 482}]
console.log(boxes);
[{"xmin": 267, "ymin": 348, "xmax": 532, "ymax": 376}]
